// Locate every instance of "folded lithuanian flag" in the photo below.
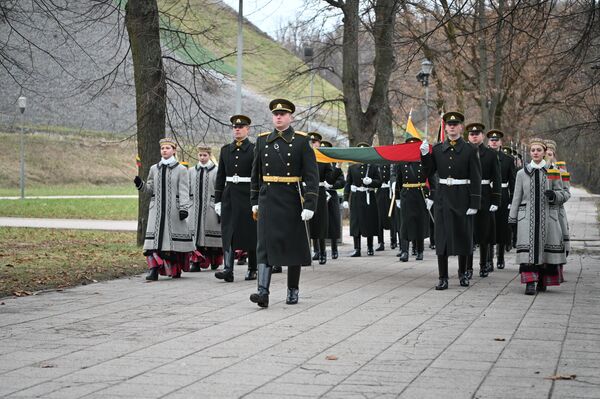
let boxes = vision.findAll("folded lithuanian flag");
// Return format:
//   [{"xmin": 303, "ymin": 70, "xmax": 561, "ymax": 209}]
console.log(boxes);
[{"xmin": 314, "ymin": 142, "xmax": 427, "ymax": 164}]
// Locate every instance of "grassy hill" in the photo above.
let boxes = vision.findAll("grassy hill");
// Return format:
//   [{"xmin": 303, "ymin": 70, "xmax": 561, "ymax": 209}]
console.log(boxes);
[{"xmin": 157, "ymin": 0, "xmax": 342, "ymax": 115}]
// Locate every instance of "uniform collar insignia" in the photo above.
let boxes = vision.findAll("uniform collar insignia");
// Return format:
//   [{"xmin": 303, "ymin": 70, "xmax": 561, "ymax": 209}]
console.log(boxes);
[{"xmin": 267, "ymin": 127, "xmax": 294, "ymax": 143}]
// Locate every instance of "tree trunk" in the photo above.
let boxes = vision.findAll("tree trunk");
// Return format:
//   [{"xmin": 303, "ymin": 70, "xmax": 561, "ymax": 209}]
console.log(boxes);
[
  {"xmin": 376, "ymin": 93, "xmax": 394, "ymax": 145},
  {"xmin": 337, "ymin": 0, "xmax": 397, "ymax": 146},
  {"xmin": 477, "ymin": 0, "xmax": 489, "ymax": 128},
  {"xmin": 125, "ymin": 0, "xmax": 167, "ymax": 246}
]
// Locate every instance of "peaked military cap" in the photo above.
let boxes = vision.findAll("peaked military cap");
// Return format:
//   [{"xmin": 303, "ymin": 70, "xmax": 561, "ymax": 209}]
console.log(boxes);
[
  {"xmin": 486, "ymin": 129, "xmax": 504, "ymax": 140},
  {"xmin": 405, "ymin": 136, "xmax": 422, "ymax": 144},
  {"xmin": 269, "ymin": 98, "xmax": 295, "ymax": 114},
  {"xmin": 465, "ymin": 122, "xmax": 485, "ymax": 133},
  {"xmin": 356, "ymin": 142, "xmax": 370, "ymax": 147},
  {"xmin": 230, "ymin": 114, "xmax": 251, "ymax": 126},
  {"xmin": 320, "ymin": 140, "xmax": 333, "ymax": 148},
  {"xmin": 308, "ymin": 132, "xmax": 323, "ymax": 142},
  {"xmin": 443, "ymin": 111, "xmax": 465, "ymax": 123},
  {"xmin": 159, "ymin": 138, "xmax": 177, "ymax": 148}
]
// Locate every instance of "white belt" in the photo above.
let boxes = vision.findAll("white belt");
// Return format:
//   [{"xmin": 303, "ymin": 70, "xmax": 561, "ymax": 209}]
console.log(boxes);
[
  {"xmin": 351, "ymin": 184, "xmax": 375, "ymax": 205},
  {"xmin": 501, "ymin": 182, "xmax": 509, "ymax": 188},
  {"xmin": 439, "ymin": 178, "xmax": 470, "ymax": 186},
  {"xmin": 226, "ymin": 176, "xmax": 251, "ymax": 183},
  {"xmin": 481, "ymin": 179, "xmax": 491, "ymax": 185},
  {"xmin": 381, "ymin": 183, "xmax": 390, "ymax": 188}
]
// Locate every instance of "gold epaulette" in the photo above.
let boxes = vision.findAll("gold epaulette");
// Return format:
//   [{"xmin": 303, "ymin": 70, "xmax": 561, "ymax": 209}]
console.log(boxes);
[
  {"xmin": 294, "ymin": 131, "xmax": 307, "ymax": 136},
  {"xmin": 258, "ymin": 131, "xmax": 270, "ymax": 137}
]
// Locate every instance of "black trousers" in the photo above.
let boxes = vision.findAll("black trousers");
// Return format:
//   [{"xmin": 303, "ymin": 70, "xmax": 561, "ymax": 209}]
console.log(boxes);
[
  {"xmin": 288, "ymin": 265, "xmax": 301, "ymax": 289},
  {"xmin": 438, "ymin": 255, "xmax": 468, "ymax": 279}
]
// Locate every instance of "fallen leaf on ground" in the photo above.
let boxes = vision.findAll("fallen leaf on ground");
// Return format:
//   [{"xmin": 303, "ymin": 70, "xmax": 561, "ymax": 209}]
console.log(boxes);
[
  {"xmin": 325, "ymin": 355, "xmax": 338, "ymax": 361},
  {"xmin": 39, "ymin": 363, "xmax": 56, "ymax": 368},
  {"xmin": 494, "ymin": 338, "xmax": 506, "ymax": 341},
  {"xmin": 12, "ymin": 290, "xmax": 32, "ymax": 297},
  {"xmin": 545, "ymin": 374, "xmax": 576, "ymax": 380}
]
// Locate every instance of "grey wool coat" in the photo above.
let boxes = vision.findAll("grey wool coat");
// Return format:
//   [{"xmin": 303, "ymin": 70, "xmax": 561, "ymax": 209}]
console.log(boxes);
[
  {"xmin": 188, "ymin": 161, "xmax": 222, "ymax": 248},
  {"xmin": 139, "ymin": 162, "xmax": 195, "ymax": 253},
  {"xmin": 509, "ymin": 163, "xmax": 569, "ymax": 265}
]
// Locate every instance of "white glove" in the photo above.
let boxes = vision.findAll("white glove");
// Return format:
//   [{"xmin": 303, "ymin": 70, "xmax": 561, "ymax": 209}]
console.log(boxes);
[
  {"xmin": 252, "ymin": 205, "xmax": 259, "ymax": 213},
  {"xmin": 301, "ymin": 209, "xmax": 314, "ymax": 221},
  {"xmin": 323, "ymin": 181, "xmax": 332, "ymax": 189},
  {"xmin": 425, "ymin": 198, "xmax": 434, "ymax": 210},
  {"xmin": 362, "ymin": 176, "xmax": 372, "ymax": 185},
  {"xmin": 466, "ymin": 208, "xmax": 478, "ymax": 215},
  {"xmin": 420, "ymin": 140, "xmax": 429, "ymax": 156},
  {"xmin": 396, "ymin": 200, "xmax": 401, "ymax": 209},
  {"xmin": 214, "ymin": 202, "xmax": 221, "ymax": 216},
  {"xmin": 507, "ymin": 204, "xmax": 511, "ymax": 209},
  {"xmin": 342, "ymin": 201, "xmax": 349, "ymax": 209},
  {"xmin": 489, "ymin": 205, "xmax": 498, "ymax": 212}
]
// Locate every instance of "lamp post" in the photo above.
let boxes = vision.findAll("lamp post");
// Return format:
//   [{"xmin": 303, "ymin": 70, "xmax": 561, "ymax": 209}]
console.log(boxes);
[
  {"xmin": 416, "ymin": 59, "xmax": 433, "ymax": 138},
  {"xmin": 17, "ymin": 96, "xmax": 26, "ymax": 199},
  {"xmin": 235, "ymin": 0, "xmax": 243, "ymax": 113},
  {"xmin": 304, "ymin": 47, "xmax": 314, "ymax": 130}
]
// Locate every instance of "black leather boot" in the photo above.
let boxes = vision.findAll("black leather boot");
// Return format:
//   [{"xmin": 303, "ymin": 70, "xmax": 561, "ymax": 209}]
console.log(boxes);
[
  {"xmin": 411, "ymin": 241, "xmax": 417, "ymax": 256},
  {"xmin": 497, "ymin": 245, "xmax": 505, "ymax": 269},
  {"xmin": 146, "ymin": 267, "xmax": 159, "ymax": 281},
  {"xmin": 525, "ymin": 282, "xmax": 536, "ymax": 295},
  {"xmin": 436, "ymin": 255, "xmax": 449, "ymax": 290},
  {"xmin": 250, "ymin": 264, "xmax": 272, "ymax": 307},
  {"xmin": 415, "ymin": 240, "xmax": 424, "ymax": 261},
  {"xmin": 367, "ymin": 236, "xmax": 374, "ymax": 256},
  {"xmin": 272, "ymin": 265, "xmax": 282, "ymax": 273},
  {"xmin": 466, "ymin": 254, "xmax": 474, "ymax": 280},
  {"xmin": 245, "ymin": 250, "xmax": 257, "ymax": 280},
  {"xmin": 286, "ymin": 265, "xmax": 301, "ymax": 305},
  {"xmin": 399, "ymin": 251, "xmax": 409, "ymax": 262},
  {"xmin": 350, "ymin": 236, "xmax": 361, "ymax": 257},
  {"xmin": 189, "ymin": 263, "xmax": 201, "ymax": 273},
  {"xmin": 459, "ymin": 273, "xmax": 470, "ymax": 287},
  {"xmin": 215, "ymin": 248, "xmax": 234, "ymax": 282},
  {"xmin": 479, "ymin": 246, "xmax": 489, "ymax": 277},
  {"xmin": 318, "ymin": 239, "xmax": 327, "ymax": 265},
  {"xmin": 312, "ymin": 239, "xmax": 320, "ymax": 261},
  {"xmin": 331, "ymin": 239, "xmax": 338, "ymax": 259},
  {"xmin": 390, "ymin": 232, "xmax": 397, "ymax": 250}
]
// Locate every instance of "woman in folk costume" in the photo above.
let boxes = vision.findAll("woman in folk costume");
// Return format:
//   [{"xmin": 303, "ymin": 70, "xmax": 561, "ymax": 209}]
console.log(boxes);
[
  {"xmin": 508, "ymin": 138, "xmax": 569, "ymax": 295},
  {"xmin": 134, "ymin": 138, "xmax": 195, "ymax": 281},
  {"xmin": 545, "ymin": 140, "xmax": 571, "ymax": 259},
  {"xmin": 188, "ymin": 145, "xmax": 223, "ymax": 272}
]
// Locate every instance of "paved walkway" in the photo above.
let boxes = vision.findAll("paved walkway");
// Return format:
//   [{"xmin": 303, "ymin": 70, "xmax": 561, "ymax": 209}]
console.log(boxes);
[{"xmin": 1, "ymin": 187, "xmax": 599, "ymax": 398}]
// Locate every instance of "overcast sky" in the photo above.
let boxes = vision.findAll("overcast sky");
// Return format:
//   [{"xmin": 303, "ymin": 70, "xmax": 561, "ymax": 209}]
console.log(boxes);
[{"xmin": 221, "ymin": 0, "xmax": 307, "ymax": 38}]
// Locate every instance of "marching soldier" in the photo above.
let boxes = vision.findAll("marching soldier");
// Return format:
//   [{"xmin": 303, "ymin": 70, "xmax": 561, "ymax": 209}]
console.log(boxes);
[
  {"xmin": 465, "ymin": 123, "xmax": 501, "ymax": 279},
  {"xmin": 394, "ymin": 137, "xmax": 431, "ymax": 262},
  {"xmin": 376, "ymin": 164, "xmax": 397, "ymax": 251},
  {"xmin": 420, "ymin": 112, "xmax": 482, "ymax": 290},
  {"xmin": 214, "ymin": 115, "xmax": 257, "ymax": 282},
  {"xmin": 134, "ymin": 138, "xmax": 194, "ymax": 281},
  {"xmin": 321, "ymin": 140, "xmax": 346, "ymax": 259},
  {"xmin": 249, "ymin": 99, "xmax": 320, "ymax": 307},
  {"xmin": 487, "ymin": 131, "xmax": 516, "ymax": 270},
  {"xmin": 343, "ymin": 143, "xmax": 382, "ymax": 257},
  {"xmin": 189, "ymin": 145, "xmax": 222, "ymax": 272},
  {"xmin": 308, "ymin": 132, "xmax": 338, "ymax": 265}
]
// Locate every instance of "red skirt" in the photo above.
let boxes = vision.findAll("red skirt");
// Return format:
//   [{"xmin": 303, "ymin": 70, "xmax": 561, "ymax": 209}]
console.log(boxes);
[
  {"xmin": 519, "ymin": 263, "xmax": 562, "ymax": 286},
  {"xmin": 145, "ymin": 251, "xmax": 190, "ymax": 276}
]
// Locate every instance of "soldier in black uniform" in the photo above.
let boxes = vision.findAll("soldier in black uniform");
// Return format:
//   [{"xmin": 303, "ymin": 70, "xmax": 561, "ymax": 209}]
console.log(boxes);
[
  {"xmin": 308, "ymin": 132, "xmax": 337, "ymax": 265},
  {"xmin": 249, "ymin": 99, "xmax": 319, "ymax": 308},
  {"xmin": 343, "ymin": 143, "xmax": 382, "ymax": 257},
  {"xmin": 488, "ymin": 130, "xmax": 516, "ymax": 269},
  {"xmin": 420, "ymin": 111, "xmax": 482, "ymax": 290},
  {"xmin": 465, "ymin": 123, "xmax": 501, "ymax": 279},
  {"xmin": 376, "ymin": 164, "xmax": 396, "ymax": 251},
  {"xmin": 394, "ymin": 137, "xmax": 431, "ymax": 262},
  {"xmin": 321, "ymin": 140, "xmax": 346, "ymax": 259},
  {"xmin": 214, "ymin": 115, "xmax": 257, "ymax": 282}
]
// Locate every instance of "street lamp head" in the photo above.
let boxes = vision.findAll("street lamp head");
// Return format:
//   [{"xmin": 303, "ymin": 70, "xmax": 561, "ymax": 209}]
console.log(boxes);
[
  {"xmin": 303, "ymin": 47, "xmax": 314, "ymax": 62},
  {"xmin": 18, "ymin": 96, "xmax": 26, "ymax": 113},
  {"xmin": 421, "ymin": 59, "xmax": 433, "ymax": 76}
]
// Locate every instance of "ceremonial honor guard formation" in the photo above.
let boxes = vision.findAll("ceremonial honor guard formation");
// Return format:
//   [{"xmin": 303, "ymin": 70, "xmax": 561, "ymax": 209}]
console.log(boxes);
[{"xmin": 132, "ymin": 104, "xmax": 573, "ymax": 300}]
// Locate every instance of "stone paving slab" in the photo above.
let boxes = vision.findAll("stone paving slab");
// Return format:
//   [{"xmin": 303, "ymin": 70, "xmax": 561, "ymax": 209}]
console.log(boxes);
[{"xmin": 0, "ymin": 187, "xmax": 599, "ymax": 398}]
